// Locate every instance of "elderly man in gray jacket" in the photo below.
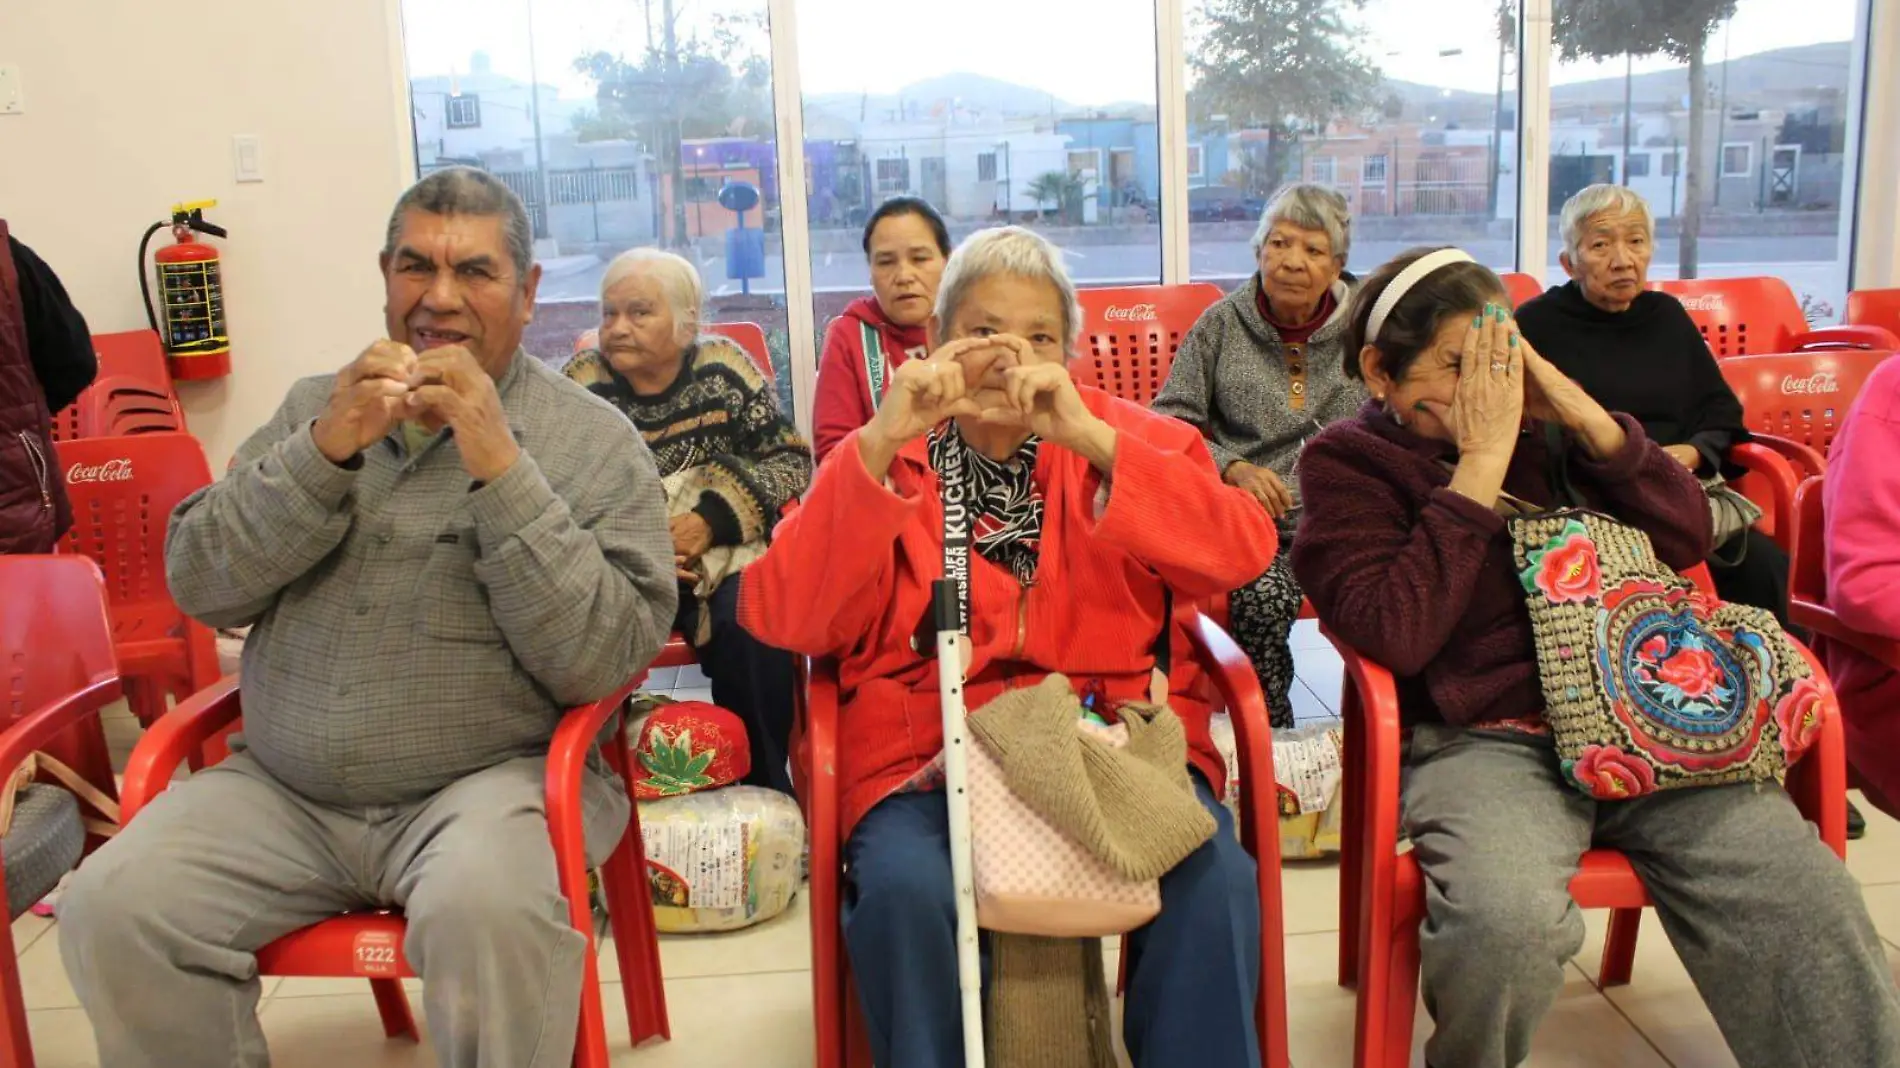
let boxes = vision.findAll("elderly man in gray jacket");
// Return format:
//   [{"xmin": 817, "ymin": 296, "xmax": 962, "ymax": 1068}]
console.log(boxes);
[
  {"xmin": 1153, "ymin": 183, "xmax": 1364, "ymax": 727},
  {"xmin": 57, "ymin": 168, "xmax": 678, "ymax": 1068}
]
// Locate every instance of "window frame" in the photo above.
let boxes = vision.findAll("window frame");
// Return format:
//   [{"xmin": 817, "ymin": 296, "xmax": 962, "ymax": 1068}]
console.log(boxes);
[{"xmin": 445, "ymin": 94, "xmax": 481, "ymax": 130}]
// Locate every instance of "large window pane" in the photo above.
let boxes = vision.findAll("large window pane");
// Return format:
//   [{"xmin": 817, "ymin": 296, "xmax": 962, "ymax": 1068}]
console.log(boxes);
[
  {"xmin": 796, "ymin": 0, "xmax": 1163, "ymax": 336},
  {"xmin": 1548, "ymin": 0, "xmax": 1861, "ymax": 320},
  {"xmin": 401, "ymin": 0, "xmax": 792, "ymax": 405},
  {"xmin": 1186, "ymin": 0, "xmax": 1522, "ymax": 292}
]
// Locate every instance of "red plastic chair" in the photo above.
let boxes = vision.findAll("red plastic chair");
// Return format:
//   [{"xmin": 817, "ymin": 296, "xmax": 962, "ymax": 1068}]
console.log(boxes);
[
  {"xmin": 1846, "ymin": 288, "xmax": 1900, "ymax": 340},
  {"xmin": 1720, "ymin": 350, "xmax": 1893, "ymax": 465},
  {"xmin": 1790, "ymin": 476, "xmax": 1900, "ymax": 669},
  {"xmin": 92, "ymin": 330, "xmax": 175, "ymax": 393},
  {"xmin": 706, "ymin": 322, "xmax": 775, "ymax": 382},
  {"xmin": 53, "ymin": 433, "xmax": 219, "ymax": 728},
  {"xmin": 1328, "ymin": 562, "xmax": 1849, "ymax": 1068},
  {"xmin": 1071, "ymin": 283, "xmax": 1226, "ymax": 405},
  {"xmin": 571, "ymin": 324, "xmax": 774, "ymax": 382},
  {"xmin": 1652, "ymin": 277, "xmax": 1899, "ymax": 359},
  {"xmin": 798, "ymin": 612, "xmax": 1291, "ymax": 1068},
  {"xmin": 1727, "ymin": 440, "xmax": 1801, "ymax": 546},
  {"xmin": 1500, "ymin": 272, "xmax": 1544, "ymax": 308},
  {"xmin": 118, "ymin": 674, "xmax": 669, "ymax": 1065},
  {"xmin": 0, "ymin": 555, "xmax": 124, "ymax": 1068}
]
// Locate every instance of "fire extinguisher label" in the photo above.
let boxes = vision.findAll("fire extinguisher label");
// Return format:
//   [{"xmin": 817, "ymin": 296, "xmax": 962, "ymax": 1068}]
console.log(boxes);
[{"xmin": 158, "ymin": 260, "xmax": 230, "ymax": 357}]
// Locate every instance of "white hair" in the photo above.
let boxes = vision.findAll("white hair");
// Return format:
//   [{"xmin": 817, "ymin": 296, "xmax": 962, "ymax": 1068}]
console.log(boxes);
[
  {"xmin": 1560, "ymin": 184, "xmax": 1654, "ymax": 261},
  {"xmin": 601, "ymin": 248, "xmax": 703, "ymax": 342},
  {"xmin": 934, "ymin": 226, "xmax": 1084, "ymax": 352},
  {"xmin": 1251, "ymin": 183, "xmax": 1353, "ymax": 264}
]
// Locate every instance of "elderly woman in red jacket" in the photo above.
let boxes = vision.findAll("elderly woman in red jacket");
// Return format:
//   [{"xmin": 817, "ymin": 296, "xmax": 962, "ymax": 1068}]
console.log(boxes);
[
  {"xmin": 1292, "ymin": 246, "xmax": 1900, "ymax": 1068},
  {"xmin": 741, "ymin": 226, "xmax": 1277, "ymax": 1068}
]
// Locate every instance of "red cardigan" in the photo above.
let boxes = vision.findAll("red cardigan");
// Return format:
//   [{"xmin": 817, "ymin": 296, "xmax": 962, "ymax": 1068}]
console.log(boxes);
[
  {"xmin": 740, "ymin": 388, "xmax": 1278, "ymax": 836},
  {"xmin": 1291, "ymin": 404, "xmax": 1712, "ymax": 728},
  {"xmin": 812, "ymin": 297, "xmax": 929, "ymax": 466}
]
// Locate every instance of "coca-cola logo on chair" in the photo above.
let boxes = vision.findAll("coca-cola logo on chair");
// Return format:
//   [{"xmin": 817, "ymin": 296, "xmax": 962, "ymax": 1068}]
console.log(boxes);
[
  {"xmin": 1103, "ymin": 303, "xmax": 1158, "ymax": 323},
  {"xmin": 1780, "ymin": 372, "xmax": 1840, "ymax": 396},
  {"xmin": 1678, "ymin": 294, "xmax": 1727, "ymax": 312},
  {"xmin": 68, "ymin": 459, "xmax": 134, "ymax": 484}
]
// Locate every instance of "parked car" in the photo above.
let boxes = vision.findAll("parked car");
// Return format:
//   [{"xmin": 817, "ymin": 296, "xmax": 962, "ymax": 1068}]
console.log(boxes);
[{"xmin": 1188, "ymin": 185, "xmax": 1265, "ymax": 223}]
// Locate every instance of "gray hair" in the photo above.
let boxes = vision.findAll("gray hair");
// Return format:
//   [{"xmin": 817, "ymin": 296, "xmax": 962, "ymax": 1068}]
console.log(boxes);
[
  {"xmin": 1560, "ymin": 184, "xmax": 1654, "ymax": 260},
  {"xmin": 935, "ymin": 227, "xmax": 1084, "ymax": 352},
  {"xmin": 383, "ymin": 167, "xmax": 534, "ymax": 280},
  {"xmin": 1251, "ymin": 183, "xmax": 1353, "ymax": 264},
  {"xmin": 601, "ymin": 248, "xmax": 704, "ymax": 342}
]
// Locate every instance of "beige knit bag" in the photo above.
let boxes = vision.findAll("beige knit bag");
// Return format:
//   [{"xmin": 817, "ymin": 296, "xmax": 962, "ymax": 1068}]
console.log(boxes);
[{"xmin": 967, "ymin": 715, "xmax": 1161, "ymax": 937}]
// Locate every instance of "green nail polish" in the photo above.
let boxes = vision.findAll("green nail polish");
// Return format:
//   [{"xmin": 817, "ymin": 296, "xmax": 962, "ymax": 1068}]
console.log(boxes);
[
  {"xmin": 1509, "ymin": 334, "xmax": 1519, "ymax": 346},
  {"xmin": 1472, "ymin": 315, "xmax": 1483, "ymax": 328},
  {"xmin": 1494, "ymin": 306, "xmax": 1507, "ymax": 322}
]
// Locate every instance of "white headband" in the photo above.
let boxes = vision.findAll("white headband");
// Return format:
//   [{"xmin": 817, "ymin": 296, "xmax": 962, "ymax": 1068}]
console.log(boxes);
[{"xmin": 1365, "ymin": 248, "xmax": 1478, "ymax": 345}]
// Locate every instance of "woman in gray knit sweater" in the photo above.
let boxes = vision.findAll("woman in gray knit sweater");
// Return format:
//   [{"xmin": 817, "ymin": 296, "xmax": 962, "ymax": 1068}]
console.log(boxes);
[{"xmin": 1153, "ymin": 184, "xmax": 1366, "ymax": 725}]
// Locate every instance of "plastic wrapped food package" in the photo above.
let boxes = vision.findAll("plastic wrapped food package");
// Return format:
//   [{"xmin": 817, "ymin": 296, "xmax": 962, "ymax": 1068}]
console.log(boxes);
[
  {"xmin": 1209, "ymin": 713, "xmax": 1345, "ymax": 860},
  {"xmin": 639, "ymin": 784, "xmax": 805, "ymax": 933}
]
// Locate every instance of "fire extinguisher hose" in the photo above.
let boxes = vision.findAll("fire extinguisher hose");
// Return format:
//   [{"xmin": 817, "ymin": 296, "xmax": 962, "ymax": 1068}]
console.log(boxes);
[{"xmin": 136, "ymin": 221, "xmax": 167, "ymax": 338}]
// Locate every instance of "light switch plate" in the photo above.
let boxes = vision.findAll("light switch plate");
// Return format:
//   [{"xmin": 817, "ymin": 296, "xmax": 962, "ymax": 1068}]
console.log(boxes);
[
  {"xmin": 0, "ymin": 65, "xmax": 23, "ymax": 115},
  {"xmin": 233, "ymin": 134, "xmax": 263, "ymax": 183}
]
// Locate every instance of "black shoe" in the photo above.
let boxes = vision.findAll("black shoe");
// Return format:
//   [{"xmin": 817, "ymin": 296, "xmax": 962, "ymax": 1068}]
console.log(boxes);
[{"xmin": 1849, "ymin": 800, "xmax": 1868, "ymax": 840}]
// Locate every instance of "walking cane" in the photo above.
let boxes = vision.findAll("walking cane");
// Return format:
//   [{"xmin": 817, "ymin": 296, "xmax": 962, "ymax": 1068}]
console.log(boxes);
[{"xmin": 934, "ymin": 441, "xmax": 987, "ymax": 1068}]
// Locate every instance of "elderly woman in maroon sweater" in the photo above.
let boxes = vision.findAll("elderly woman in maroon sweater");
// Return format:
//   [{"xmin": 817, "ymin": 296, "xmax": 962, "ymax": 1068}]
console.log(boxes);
[{"xmin": 1292, "ymin": 247, "xmax": 1900, "ymax": 1068}]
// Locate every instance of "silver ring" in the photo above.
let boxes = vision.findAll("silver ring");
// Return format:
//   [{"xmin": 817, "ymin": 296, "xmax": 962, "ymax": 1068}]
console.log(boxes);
[{"xmin": 1490, "ymin": 361, "xmax": 1509, "ymax": 374}]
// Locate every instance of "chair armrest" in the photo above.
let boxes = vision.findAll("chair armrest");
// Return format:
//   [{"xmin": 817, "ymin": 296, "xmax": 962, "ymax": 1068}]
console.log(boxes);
[
  {"xmin": 1185, "ymin": 613, "xmax": 1274, "ymax": 810},
  {"xmin": 1789, "ymin": 599, "xmax": 1900, "ymax": 668},
  {"xmin": 1321, "ymin": 624, "xmax": 1404, "ymax": 853},
  {"xmin": 1730, "ymin": 441, "xmax": 1799, "ymax": 547},
  {"xmin": 546, "ymin": 677, "xmax": 647, "ymax": 942},
  {"xmin": 120, "ymin": 675, "xmax": 242, "ymax": 822},
  {"xmin": 1784, "ymin": 639, "xmax": 1848, "ymax": 859},
  {"xmin": 1749, "ymin": 434, "xmax": 1827, "ymax": 481},
  {"xmin": 0, "ymin": 678, "xmax": 122, "ymax": 789},
  {"xmin": 1791, "ymin": 326, "xmax": 1900, "ymax": 351}
]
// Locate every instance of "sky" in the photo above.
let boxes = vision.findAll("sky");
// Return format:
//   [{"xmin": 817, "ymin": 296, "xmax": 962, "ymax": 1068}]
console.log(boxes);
[{"xmin": 399, "ymin": 0, "xmax": 1862, "ymax": 107}]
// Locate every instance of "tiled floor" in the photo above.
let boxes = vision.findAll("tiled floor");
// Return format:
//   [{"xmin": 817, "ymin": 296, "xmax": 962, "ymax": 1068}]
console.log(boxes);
[{"xmin": 21, "ymin": 622, "xmax": 1900, "ymax": 1066}]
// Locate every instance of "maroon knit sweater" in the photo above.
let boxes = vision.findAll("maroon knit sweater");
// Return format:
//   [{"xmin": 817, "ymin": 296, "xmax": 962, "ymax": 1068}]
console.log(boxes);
[{"xmin": 1290, "ymin": 402, "xmax": 1713, "ymax": 728}]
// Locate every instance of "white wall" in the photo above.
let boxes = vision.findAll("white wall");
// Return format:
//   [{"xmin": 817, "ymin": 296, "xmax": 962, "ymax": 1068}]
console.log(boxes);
[
  {"xmin": 1856, "ymin": 0, "xmax": 1900, "ymax": 288},
  {"xmin": 0, "ymin": 0, "xmax": 415, "ymax": 471}
]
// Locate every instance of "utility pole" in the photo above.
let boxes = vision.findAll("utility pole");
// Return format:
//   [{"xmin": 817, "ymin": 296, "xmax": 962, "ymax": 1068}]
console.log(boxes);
[
  {"xmin": 525, "ymin": 3, "xmax": 552, "ymax": 243},
  {"xmin": 1713, "ymin": 20, "xmax": 1731, "ymax": 208},
  {"xmin": 664, "ymin": 0, "xmax": 687, "ymax": 247},
  {"xmin": 1622, "ymin": 53, "xmax": 1634, "ymax": 184}
]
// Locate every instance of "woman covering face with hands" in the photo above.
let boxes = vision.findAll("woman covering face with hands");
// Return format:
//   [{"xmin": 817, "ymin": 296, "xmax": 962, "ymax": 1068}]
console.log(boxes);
[
  {"xmin": 739, "ymin": 227, "xmax": 1279, "ymax": 1068},
  {"xmin": 1291, "ymin": 247, "xmax": 1900, "ymax": 1068}
]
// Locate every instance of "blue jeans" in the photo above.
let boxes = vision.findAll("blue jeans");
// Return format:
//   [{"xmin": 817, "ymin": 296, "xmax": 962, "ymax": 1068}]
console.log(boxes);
[{"xmin": 841, "ymin": 775, "xmax": 1261, "ymax": 1068}]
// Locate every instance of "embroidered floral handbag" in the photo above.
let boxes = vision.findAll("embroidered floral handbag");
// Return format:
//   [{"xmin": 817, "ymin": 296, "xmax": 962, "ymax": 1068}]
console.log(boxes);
[{"xmin": 1509, "ymin": 506, "xmax": 1822, "ymax": 800}]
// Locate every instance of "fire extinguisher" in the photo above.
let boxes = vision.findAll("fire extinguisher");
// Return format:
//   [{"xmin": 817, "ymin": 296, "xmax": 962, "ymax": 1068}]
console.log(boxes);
[{"xmin": 139, "ymin": 200, "xmax": 232, "ymax": 381}]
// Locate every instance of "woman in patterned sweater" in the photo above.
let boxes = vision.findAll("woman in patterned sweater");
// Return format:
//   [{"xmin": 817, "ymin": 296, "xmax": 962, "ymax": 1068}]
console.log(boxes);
[{"xmin": 565, "ymin": 248, "xmax": 811, "ymax": 795}]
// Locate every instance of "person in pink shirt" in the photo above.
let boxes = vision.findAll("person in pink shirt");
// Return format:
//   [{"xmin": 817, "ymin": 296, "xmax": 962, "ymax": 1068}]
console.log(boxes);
[{"xmin": 1822, "ymin": 355, "xmax": 1900, "ymax": 818}]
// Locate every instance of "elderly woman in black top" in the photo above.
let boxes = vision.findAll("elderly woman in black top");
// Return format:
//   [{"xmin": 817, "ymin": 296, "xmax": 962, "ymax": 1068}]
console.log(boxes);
[
  {"xmin": 565, "ymin": 248, "xmax": 812, "ymax": 795},
  {"xmin": 1513, "ymin": 184, "xmax": 1789, "ymax": 625}
]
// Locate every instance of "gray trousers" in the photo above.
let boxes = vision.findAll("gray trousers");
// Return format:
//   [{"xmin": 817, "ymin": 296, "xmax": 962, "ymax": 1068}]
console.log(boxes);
[
  {"xmin": 57, "ymin": 751, "xmax": 630, "ymax": 1068},
  {"xmin": 1403, "ymin": 725, "xmax": 1900, "ymax": 1068}
]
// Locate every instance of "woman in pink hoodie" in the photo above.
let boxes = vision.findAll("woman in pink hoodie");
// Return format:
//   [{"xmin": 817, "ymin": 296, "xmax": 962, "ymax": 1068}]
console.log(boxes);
[
  {"xmin": 1823, "ymin": 354, "xmax": 1900, "ymax": 818},
  {"xmin": 812, "ymin": 198, "xmax": 950, "ymax": 463}
]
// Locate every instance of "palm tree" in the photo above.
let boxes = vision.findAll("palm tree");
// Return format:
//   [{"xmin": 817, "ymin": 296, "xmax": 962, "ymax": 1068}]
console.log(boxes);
[{"xmin": 1027, "ymin": 171, "xmax": 1076, "ymax": 221}]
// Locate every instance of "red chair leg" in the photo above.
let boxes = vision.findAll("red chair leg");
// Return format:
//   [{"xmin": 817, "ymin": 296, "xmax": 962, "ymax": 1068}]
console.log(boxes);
[
  {"xmin": 1599, "ymin": 908, "xmax": 1641, "ymax": 988},
  {"xmin": 1338, "ymin": 682, "xmax": 1366, "ymax": 989},
  {"xmin": 369, "ymin": 977, "xmax": 419, "ymax": 1041},
  {"xmin": 601, "ymin": 824, "xmax": 669, "ymax": 1044},
  {"xmin": 1382, "ymin": 916, "xmax": 1423, "ymax": 1068},
  {"xmin": 0, "ymin": 917, "xmax": 34, "ymax": 1068}
]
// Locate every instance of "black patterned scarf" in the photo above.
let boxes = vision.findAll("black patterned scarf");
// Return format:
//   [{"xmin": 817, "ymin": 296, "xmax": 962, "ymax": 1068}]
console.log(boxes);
[{"xmin": 927, "ymin": 422, "xmax": 1045, "ymax": 586}]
